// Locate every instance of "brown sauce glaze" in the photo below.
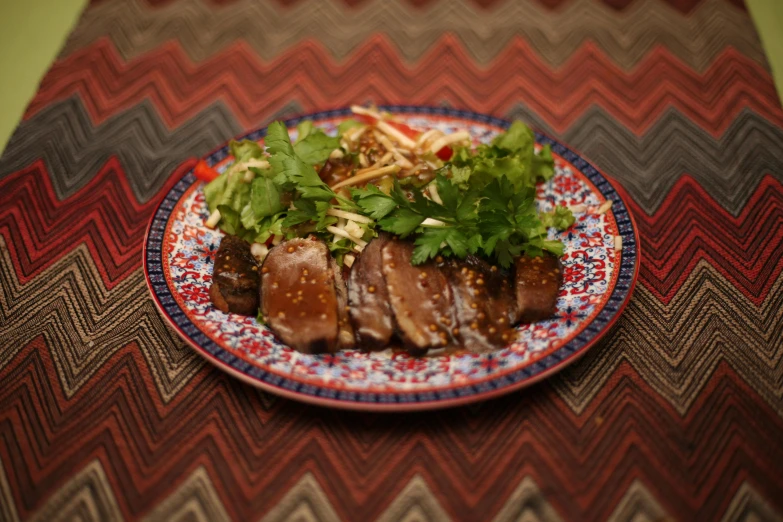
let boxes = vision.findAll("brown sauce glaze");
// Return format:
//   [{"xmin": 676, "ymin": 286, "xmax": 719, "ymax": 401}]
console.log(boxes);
[
  {"xmin": 514, "ymin": 253, "xmax": 563, "ymax": 323},
  {"xmin": 260, "ymin": 238, "xmax": 341, "ymax": 354},
  {"xmin": 209, "ymin": 235, "xmax": 259, "ymax": 316},
  {"xmin": 381, "ymin": 239, "xmax": 457, "ymax": 355}
]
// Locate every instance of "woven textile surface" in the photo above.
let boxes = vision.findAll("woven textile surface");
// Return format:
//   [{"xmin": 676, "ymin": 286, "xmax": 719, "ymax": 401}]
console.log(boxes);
[{"xmin": 1, "ymin": 0, "xmax": 783, "ymax": 520}]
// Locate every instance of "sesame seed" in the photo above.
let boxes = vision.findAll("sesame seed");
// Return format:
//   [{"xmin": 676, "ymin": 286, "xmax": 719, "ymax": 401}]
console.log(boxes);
[
  {"xmin": 470, "ymin": 303, "xmax": 478, "ymax": 309},
  {"xmin": 489, "ymin": 327, "xmax": 497, "ymax": 334},
  {"xmin": 453, "ymin": 328, "xmax": 460, "ymax": 336},
  {"xmin": 368, "ymin": 285, "xmax": 376, "ymax": 293},
  {"xmin": 286, "ymin": 292, "xmax": 292, "ymax": 297},
  {"xmin": 419, "ymin": 272, "xmax": 428, "ymax": 279},
  {"xmin": 225, "ymin": 255, "xmax": 230, "ymax": 260},
  {"xmin": 223, "ymin": 264, "xmax": 230, "ymax": 269},
  {"xmin": 541, "ymin": 279, "xmax": 548, "ymax": 285},
  {"xmin": 300, "ymin": 277, "xmax": 306, "ymax": 283},
  {"xmin": 287, "ymin": 246, "xmax": 295, "ymax": 253},
  {"xmin": 476, "ymin": 279, "xmax": 484, "ymax": 285},
  {"xmin": 310, "ymin": 279, "xmax": 316, "ymax": 284},
  {"xmin": 277, "ymin": 311, "xmax": 285, "ymax": 318},
  {"xmin": 498, "ymin": 317, "xmax": 506, "ymax": 324},
  {"xmin": 272, "ymin": 282, "xmax": 279, "ymax": 288},
  {"xmin": 477, "ymin": 312, "xmax": 486, "ymax": 320},
  {"xmin": 429, "ymin": 324, "xmax": 438, "ymax": 332},
  {"xmin": 297, "ymin": 290, "xmax": 303, "ymax": 295},
  {"xmin": 435, "ymin": 256, "xmax": 444, "ymax": 263},
  {"xmin": 303, "ymin": 269, "xmax": 309, "ymax": 276},
  {"xmin": 251, "ymin": 266, "xmax": 258, "ymax": 271},
  {"xmin": 389, "ymin": 262, "xmax": 396, "ymax": 268},
  {"xmin": 461, "ymin": 267, "xmax": 468, "ymax": 274},
  {"xmin": 261, "ymin": 267, "xmax": 269, "ymax": 274},
  {"xmin": 502, "ymin": 333, "xmax": 509, "ymax": 341},
  {"xmin": 317, "ymin": 293, "xmax": 323, "ymax": 299},
  {"xmin": 433, "ymin": 293, "xmax": 440, "ymax": 300},
  {"xmin": 490, "ymin": 266, "xmax": 498, "ymax": 272},
  {"xmin": 320, "ymin": 314, "xmax": 327, "ymax": 320},
  {"xmin": 470, "ymin": 322, "xmax": 478, "ymax": 330}
]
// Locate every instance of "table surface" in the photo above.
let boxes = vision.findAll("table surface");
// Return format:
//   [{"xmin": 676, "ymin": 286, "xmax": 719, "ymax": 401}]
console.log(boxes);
[
  {"xmin": 0, "ymin": 0, "xmax": 782, "ymax": 154},
  {"xmin": 1, "ymin": 1, "xmax": 783, "ymax": 521}
]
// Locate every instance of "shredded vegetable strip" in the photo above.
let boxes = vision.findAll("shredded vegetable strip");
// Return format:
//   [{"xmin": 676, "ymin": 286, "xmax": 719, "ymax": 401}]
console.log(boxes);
[{"xmin": 330, "ymin": 165, "xmax": 401, "ymax": 190}]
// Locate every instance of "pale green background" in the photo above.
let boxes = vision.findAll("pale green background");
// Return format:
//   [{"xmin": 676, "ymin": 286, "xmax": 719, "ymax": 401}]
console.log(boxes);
[{"xmin": 0, "ymin": 0, "xmax": 781, "ymax": 155}]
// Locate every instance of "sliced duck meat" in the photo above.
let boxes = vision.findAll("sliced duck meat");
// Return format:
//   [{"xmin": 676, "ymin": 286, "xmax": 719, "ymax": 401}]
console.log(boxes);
[
  {"xmin": 209, "ymin": 234, "xmax": 260, "ymax": 316},
  {"xmin": 514, "ymin": 253, "xmax": 563, "ymax": 323},
  {"xmin": 445, "ymin": 256, "xmax": 519, "ymax": 352},
  {"xmin": 348, "ymin": 234, "xmax": 394, "ymax": 350},
  {"xmin": 331, "ymin": 256, "xmax": 355, "ymax": 349},
  {"xmin": 260, "ymin": 238, "xmax": 340, "ymax": 354},
  {"xmin": 381, "ymin": 239, "xmax": 457, "ymax": 354}
]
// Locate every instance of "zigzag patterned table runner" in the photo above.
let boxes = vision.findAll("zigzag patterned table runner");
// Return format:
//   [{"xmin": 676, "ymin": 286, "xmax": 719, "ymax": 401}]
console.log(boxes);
[{"xmin": 0, "ymin": 0, "xmax": 782, "ymax": 520}]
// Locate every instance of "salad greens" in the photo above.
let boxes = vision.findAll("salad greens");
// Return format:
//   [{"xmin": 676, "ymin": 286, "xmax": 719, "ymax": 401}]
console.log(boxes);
[{"xmin": 203, "ymin": 119, "xmax": 574, "ymax": 268}]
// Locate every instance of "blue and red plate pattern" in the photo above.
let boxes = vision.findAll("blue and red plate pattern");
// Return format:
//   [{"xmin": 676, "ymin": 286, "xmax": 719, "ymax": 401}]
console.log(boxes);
[{"xmin": 143, "ymin": 107, "xmax": 640, "ymax": 411}]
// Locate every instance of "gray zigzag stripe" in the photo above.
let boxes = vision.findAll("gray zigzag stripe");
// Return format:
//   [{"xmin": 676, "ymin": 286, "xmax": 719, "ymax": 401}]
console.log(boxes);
[
  {"xmin": 0, "ymin": 97, "xmax": 242, "ymax": 203},
  {"xmin": 506, "ymin": 105, "xmax": 783, "ymax": 215},
  {"xmin": 0, "ymin": 238, "xmax": 204, "ymax": 402},
  {"xmin": 3, "ymin": 94, "xmax": 781, "ymax": 215},
  {"xmin": 60, "ymin": 0, "xmax": 766, "ymax": 72},
  {"xmin": 552, "ymin": 261, "xmax": 783, "ymax": 416},
  {"xmin": 0, "ymin": 97, "xmax": 310, "ymax": 203}
]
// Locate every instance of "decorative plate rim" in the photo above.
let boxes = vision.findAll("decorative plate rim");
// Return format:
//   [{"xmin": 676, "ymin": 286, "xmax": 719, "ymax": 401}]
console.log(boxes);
[{"xmin": 143, "ymin": 106, "xmax": 641, "ymax": 411}]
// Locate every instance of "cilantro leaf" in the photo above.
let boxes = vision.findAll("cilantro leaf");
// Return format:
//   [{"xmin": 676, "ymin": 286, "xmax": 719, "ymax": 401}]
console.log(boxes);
[
  {"xmin": 265, "ymin": 121, "xmax": 335, "ymax": 201},
  {"xmin": 434, "ymin": 173, "xmax": 460, "ymax": 212},
  {"xmin": 379, "ymin": 208, "xmax": 425, "ymax": 237},
  {"xmin": 412, "ymin": 228, "xmax": 451, "ymax": 264},
  {"xmin": 444, "ymin": 229, "xmax": 469, "ymax": 258},
  {"xmin": 354, "ymin": 194, "xmax": 398, "ymax": 219},
  {"xmin": 251, "ymin": 177, "xmax": 285, "ymax": 218},
  {"xmin": 293, "ymin": 129, "xmax": 340, "ymax": 165}
]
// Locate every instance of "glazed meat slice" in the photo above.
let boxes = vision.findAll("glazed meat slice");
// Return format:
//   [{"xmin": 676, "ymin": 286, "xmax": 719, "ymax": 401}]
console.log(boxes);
[
  {"xmin": 514, "ymin": 254, "xmax": 563, "ymax": 323},
  {"xmin": 209, "ymin": 234, "xmax": 259, "ymax": 316},
  {"xmin": 348, "ymin": 234, "xmax": 394, "ymax": 350},
  {"xmin": 445, "ymin": 256, "xmax": 519, "ymax": 352},
  {"xmin": 382, "ymin": 240, "xmax": 457, "ymax": 354},
  {"xmin": 260, "ymin": 238, "xmax": 340, "ymax": 354},
  {"xmin": 331, "ymin": 256, "xmax": 355, "ymax": 349}
]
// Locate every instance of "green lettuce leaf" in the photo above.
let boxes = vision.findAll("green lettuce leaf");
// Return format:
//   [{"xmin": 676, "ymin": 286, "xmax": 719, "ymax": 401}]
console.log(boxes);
[
  {"xmin": 229, "ymin": 139, "xmax": 264, "ymax": 163},
  {"xmin": 540, "ymin": 205, "xmax": 575, "ymax": 230}
]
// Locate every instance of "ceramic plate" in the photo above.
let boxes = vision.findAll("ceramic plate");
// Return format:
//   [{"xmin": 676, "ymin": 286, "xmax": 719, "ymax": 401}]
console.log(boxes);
[{"xmin": 143, "ymin": 107, "xmax": 640, "ymax": 411}]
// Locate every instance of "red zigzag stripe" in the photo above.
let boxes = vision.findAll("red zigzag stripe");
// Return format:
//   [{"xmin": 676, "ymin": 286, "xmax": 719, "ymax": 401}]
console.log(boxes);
[
  {"xmin": 0, "ymin": 158, "xmax": 194, "ymax": 288},
  {"xmin": 25, "ymin": 36, "xmax": 783, "ymax": 137},
  {"xmin": 1, "ymin": 159, "xmax": 780, "ymax": 299},
  {"xmin": 1, "ymin": 337, "xmax": 781, "ymax": 521},
  {"xmin": 631, "ymin": 174, "xmax": 783, "ymax": 305}
]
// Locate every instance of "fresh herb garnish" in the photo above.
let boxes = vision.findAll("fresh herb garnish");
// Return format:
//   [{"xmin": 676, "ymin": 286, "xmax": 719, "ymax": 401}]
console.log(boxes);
[{"xmin": 203, "ymin": 118, "xmax": 572, "ymax": 267}]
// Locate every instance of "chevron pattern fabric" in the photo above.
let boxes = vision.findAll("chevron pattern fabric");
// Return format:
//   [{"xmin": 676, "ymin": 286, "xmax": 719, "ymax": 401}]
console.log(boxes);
[{"xmin": 1, "ymin": 0, "xmax": 782, "ymax": 520}]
